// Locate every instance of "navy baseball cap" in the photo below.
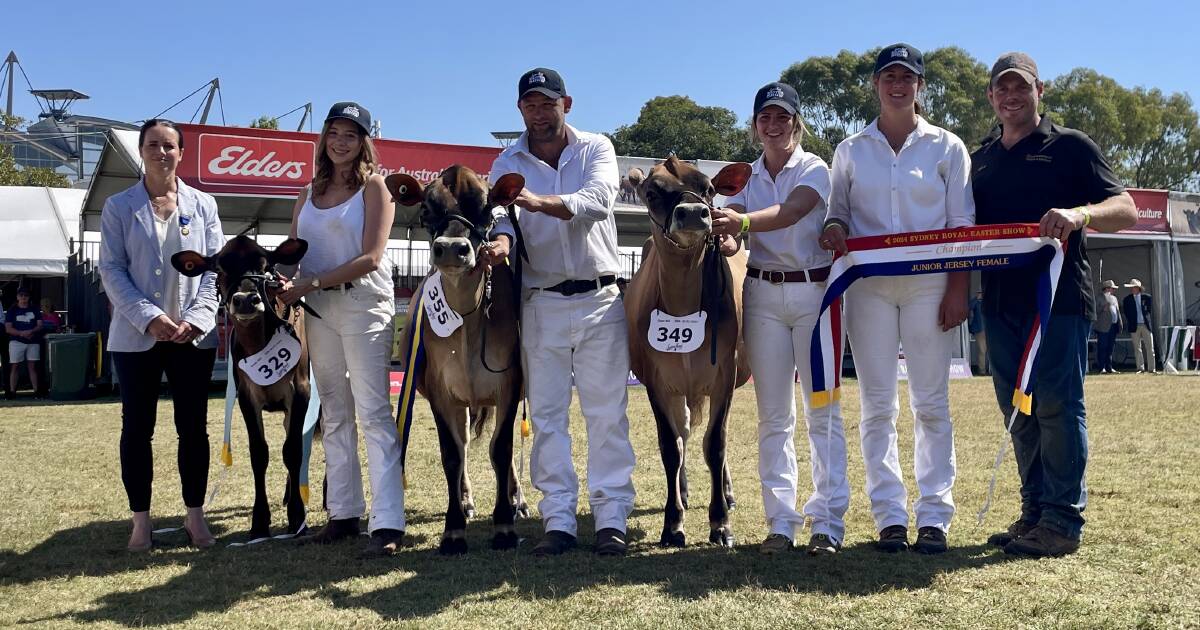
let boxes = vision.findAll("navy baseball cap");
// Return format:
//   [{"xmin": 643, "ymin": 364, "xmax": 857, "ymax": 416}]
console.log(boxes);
[
  {"xmin": 753, "ymin": 82, "xmax": 799, "ymax": 116},
  {"xmin": 874, "ymin": 43, "xmax": 924, "ymax": 76},
  {"xmin": 518, "ymin": 68, "xmax": 567, "ymax": 100},
  {"xmin": 325, "ymin": 102, "xmax": 372, "ymax": 134}
]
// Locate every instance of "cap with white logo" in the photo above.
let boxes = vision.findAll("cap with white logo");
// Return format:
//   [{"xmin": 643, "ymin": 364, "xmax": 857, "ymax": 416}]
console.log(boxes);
[
  {"xmin": 874, "ymin": 43, "xmax": 924, "ymax": 76},
  {"xmin": 753, "ymin": 82, "xmax": 799, "ymax": 116},
  {"xmin": 324, "ymin": 101, "xmax": 372, "ymax": 134},
  {"xmin": 518, "ymin": 67, "xmax": 567, "ymax": 100}
]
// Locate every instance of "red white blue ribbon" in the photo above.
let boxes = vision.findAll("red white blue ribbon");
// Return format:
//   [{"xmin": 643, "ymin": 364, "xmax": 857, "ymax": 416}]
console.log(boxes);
[{"xmin": 809, "ymin": 224, "xmax": 1066, "ymax": 413}]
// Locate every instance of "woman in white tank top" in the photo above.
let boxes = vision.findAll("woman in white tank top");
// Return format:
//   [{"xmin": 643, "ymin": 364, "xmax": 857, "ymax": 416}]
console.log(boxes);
[{"xmin": 278, "ymin": 102, "xmax": 405, "ymax": 556}]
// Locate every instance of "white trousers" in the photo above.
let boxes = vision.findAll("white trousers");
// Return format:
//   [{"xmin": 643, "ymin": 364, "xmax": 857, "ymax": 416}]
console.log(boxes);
[
  {"xmin": 522, "ymin": 284, "xmax": 636, "ymax": 536},
  {"xmin": 304, "ymin": 287, "xmax": 405, "ymax": 533},
  {"xmin": 743, "ymin": 278, "xmax": 850, "ymax": 543},
  {"xmin": 845, "ymin": 274, "xmax": 956, "ymax": 533},
  {"xmin": 1131, "ymin": 324, "xmax": 1156, "ymax": 371}
]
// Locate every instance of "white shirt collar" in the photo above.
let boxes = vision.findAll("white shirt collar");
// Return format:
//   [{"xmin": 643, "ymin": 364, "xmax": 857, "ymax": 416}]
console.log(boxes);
[
  {"xmin": 750, "ymin": 146, "xmax": 808, "ymax": 177},
  {"xmin": 863, "ymin": 116, "xmax": 934, "ymax": 145},
  {"xmin": 513, "ymin": 123, "xmax": 581, "ymax": 158}
]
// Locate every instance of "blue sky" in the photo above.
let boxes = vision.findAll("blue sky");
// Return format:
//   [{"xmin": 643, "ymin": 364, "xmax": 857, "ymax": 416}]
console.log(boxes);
[{"xmin": 5, "ymin": 0, "xmax": 1195, "ymax": 147}]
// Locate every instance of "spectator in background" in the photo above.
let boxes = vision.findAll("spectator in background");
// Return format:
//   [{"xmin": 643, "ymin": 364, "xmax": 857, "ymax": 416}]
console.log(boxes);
[
  {"xmin": 1122, "ymin": 278, "xmax": 1157, "ymax": 373},
  {"xmin": 40, "ymin": 298, "xmax": 63, "ymax": 333},
  {"xmin": 1094, "ymin": 280, "xmax": 1121, "ymax": 373},
  {"xmin": 968, "ymin": 290, "xmax": 988, "ymax": 376},
  {"xmin": 5, "ymin": 287, "xmax": 42, "ymax": 399}
]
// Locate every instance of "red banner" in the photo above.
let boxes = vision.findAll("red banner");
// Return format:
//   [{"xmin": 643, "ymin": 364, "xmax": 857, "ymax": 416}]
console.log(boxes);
[
  {"xmin": 1121, "ymin": 189, "xmax": 1170, "ymax": 234},
  {"xmin": 177, "ymin": 123, "xmax": 501, "ymax": 198}
]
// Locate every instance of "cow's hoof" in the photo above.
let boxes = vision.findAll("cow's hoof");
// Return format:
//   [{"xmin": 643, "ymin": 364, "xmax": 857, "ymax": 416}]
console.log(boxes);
[
  {"xmin": 681, "ymin": 495, "xmax": 690, "ymax": 510},
  {"xmin": 660, "ymin": 529, "xmax": 686, "ymax": 548},
  {"xmin": 726, "ymin": 497, "xmax": 737, "ymax": 511},
  {"xmin": 709, "ymin": 528, "xmax": 736, "ymax": 548},
  {"xmin": 514, "ymin": 502, "xmax": 531, "ymax": 520},
  {"xmin": 438, "ymin": 537, "xmax": 468, "ymax": 555},
  {"xmin": 463, "ymin": 504, "xmax": 477, "ymax": 520},
  {"xmin": 491, "ymin": 531, "xmax": 520, "ymax": 550}
]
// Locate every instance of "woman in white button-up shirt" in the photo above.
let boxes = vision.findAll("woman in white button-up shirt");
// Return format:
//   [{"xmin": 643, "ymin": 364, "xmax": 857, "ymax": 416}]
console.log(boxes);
[
  {"xmin": 712, "ymin": 82, "xmax": 850, "ymax": 556},
  {"xmin": 820, "ymin": 43, "xmax": 974, "ymax": 555}
]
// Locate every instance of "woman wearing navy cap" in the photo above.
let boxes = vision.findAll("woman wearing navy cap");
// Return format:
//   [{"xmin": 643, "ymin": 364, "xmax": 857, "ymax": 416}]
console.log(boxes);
[
  {"xmin": 279, "ymin": 102, "xmax": 405, "ymax": 556},
  {"xmin": 98, "ymin": 119, "xmax": 224, "ymax": 551},
  {"xmin": 712, "ymin": 82, "xmax": 849, "ymax": 556},
  {"xmin": 821, "ymin": 43, "xmax": 974, "ymax": 554}
]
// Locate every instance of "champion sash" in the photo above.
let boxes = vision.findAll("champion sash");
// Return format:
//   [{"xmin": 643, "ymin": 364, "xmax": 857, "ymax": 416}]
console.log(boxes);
[
  {"xmin": 809, "ymin": 224, "xmax": 1066, "ymax": 414},
  {"xmin": 394, "ymin": 290, "xmax": 427, "ymax": 490}
]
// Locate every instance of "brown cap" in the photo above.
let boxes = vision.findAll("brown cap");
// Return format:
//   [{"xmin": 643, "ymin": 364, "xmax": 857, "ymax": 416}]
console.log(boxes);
[{"xmin": 991, "ymin": 52, "xmax": 1039, "ymax": 86}]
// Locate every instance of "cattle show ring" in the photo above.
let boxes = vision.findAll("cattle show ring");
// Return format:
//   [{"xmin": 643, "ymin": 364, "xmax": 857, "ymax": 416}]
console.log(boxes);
[{"xmin": 1, "ymin": 118, "xmax": 1198, "ymax": 628}]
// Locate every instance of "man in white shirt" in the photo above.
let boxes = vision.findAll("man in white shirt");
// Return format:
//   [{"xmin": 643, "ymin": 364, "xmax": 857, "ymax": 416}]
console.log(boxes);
[{"xmin": 485, "ymin": 67, "xmax": 635, "ymax": 557}]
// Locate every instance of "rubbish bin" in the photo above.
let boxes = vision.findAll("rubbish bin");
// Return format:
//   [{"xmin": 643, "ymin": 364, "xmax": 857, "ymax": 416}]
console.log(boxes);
[{"xmin": 46, "ymin": 332, "xmax": 96, "ymax": 400}]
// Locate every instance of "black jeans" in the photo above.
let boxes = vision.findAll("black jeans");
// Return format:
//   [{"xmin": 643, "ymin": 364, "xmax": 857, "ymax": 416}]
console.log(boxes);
[
  {"xmin": 1095, "ymin": 324, "xmax": 1119, "ymax": 372},
  {"xmin": 112, "ymin": 343, "xmax": 216, "ymax": 512}
]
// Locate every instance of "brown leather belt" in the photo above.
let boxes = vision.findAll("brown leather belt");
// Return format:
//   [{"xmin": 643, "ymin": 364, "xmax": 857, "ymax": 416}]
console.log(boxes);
[{"xmin": 747, "ymin": 266, "xmax": 831, "ymax": 284}]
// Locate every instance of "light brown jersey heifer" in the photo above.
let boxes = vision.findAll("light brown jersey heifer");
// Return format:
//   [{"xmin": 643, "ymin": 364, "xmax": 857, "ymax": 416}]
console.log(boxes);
[
  {"xmin": 625, "ymin": 156, "xmax": 753, "ymax": 547},
  {"xmin": 388, "ymin": 166, "xmax": 527, "ymax": 555}
]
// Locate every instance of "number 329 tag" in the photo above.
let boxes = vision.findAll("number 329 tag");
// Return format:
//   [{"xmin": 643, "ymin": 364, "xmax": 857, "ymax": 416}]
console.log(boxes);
[
  {"xmin": 648, "ymin": 309, "xmax": 706, "ymax": 353},
  {"xmin": 238, "ymin": 331, "xmax": 302, "ymax": 387}
]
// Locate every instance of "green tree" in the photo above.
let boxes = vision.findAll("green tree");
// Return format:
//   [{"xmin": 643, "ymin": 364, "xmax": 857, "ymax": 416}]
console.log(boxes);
[
  {"xmin": 250, "ymin": 115, "xmax": 279, "ymax": 130},
  {"xmin": 0, "ymin": 115, "xmax": 71, "ymax": 187},
  {"xmin": 609, "ymin": 96, "xmax": 755, "ymax": 162},
  {"xmin": 1043, "ymin": 69, "xmax": 1200, "ymax": 190},
  {"xmin": 780, "ymin": 47, "xmax": 994, "ymax": 161}
]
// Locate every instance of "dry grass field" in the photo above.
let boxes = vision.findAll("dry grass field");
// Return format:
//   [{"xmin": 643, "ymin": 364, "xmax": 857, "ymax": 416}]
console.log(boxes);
[{"xmin": 0, "ymin": 374, "xmax": 1197, "ymax": 629}]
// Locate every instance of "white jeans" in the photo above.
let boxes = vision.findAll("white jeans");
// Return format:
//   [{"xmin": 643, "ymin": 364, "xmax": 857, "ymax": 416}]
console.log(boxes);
[
  {"xmin": 304, "ymin": 287, "xmax": 405, "ymax": 533},
  {"xmin": 522, "ymin": 284, "xmax": 636, "ymax": 536},
  {"xmin": 845, "ymin": 274, "xmax": 956, "ymax": 533},
  {"xmin": 743, "ymin": 277, "xmax": 849, "ymax": 543}
]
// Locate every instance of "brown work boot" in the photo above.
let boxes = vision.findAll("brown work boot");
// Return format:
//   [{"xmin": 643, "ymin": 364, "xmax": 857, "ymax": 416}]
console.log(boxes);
[
  {"xmin": 987, "ymin": 519, "xmax": 1036, "ymax": 548},
  {"xmin": 594, "ymin": 528, "xmax": 628, "ymax": 557},
  {"xmin": 1004, "ymin": 526, "xmax": 1080, "ymax": 557},
  {"xmin": 913, "ymin": 527, "xmax": 948, "ymax": 554},
  {"xmin": 876, "ymin": 525, "xmax": 909, "ymax": 552},
  {"xmin": 299, "ymin": 517, "xmax": 360, "ymax": 545},
  {"xmin": 360, "ymin": 528, "xmax": 404, "ymax": 558},
  {"xmin": 532, "ymin": 530, "xmax": 577, "ymax": 557},
  {"xmin": 759, "ymin": 533, "xmax": 793, "ymax": 555}
]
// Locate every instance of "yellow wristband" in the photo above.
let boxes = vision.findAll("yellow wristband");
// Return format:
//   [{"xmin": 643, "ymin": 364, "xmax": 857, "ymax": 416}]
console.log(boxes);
[
  {"xmin": 1078, "ymin": 206, "xmax": 1092, "ymax": 227},
  {"xmin": 740, "ymin": 214, "xmax": 751, "ymax": 233}
]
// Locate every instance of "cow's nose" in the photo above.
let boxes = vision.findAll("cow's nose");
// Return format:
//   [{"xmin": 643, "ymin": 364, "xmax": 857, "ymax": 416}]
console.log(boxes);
[
  {"xmin": 671, "ymin": 202, "xmax": 712, "ymax": 233},
  {"xmin": 431, "ymin": 236, "xmax": 474, "ymax": 269},
  {"xmin": 250, "ymin": 294, "xmax": 262, "ymax": 306},
  {"xmin": 453, "ymin": 242, "xmax": 470, "ymax": 258},
  {"xmin": 232, "ymin": 295, "xmax": 243, "ymax": 309}
]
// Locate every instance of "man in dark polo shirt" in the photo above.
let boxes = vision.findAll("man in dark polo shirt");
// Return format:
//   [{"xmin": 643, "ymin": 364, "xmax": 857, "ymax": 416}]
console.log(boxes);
[{"xmin": 971, "ymin": 52, "xmax": 1136, "ymax": 557}]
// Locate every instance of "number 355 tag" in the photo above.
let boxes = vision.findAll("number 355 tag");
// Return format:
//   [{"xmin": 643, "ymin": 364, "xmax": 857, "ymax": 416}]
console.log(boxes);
[
  {"xmin": 423, "ymin": 271, "xmax": 464, "ymax": 338},
  {"xmin": 648, "ymin": 309, "xmax": 706, "ymax": 353},
  {"xmin": 238, "ymin": 331, "xmax": 302, "ymax": 387}
]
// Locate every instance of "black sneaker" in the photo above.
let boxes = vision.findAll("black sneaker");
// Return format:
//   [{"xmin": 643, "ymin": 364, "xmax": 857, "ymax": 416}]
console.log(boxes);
[
  {"xmin": 532, "ymin": 530, "xmax": 577, "ymax": 557},
  {"xmin": 361, "ymin": 528, "xmax": 404, "ymax": 558},
  {"xmin": 987, "ymin": 519, "xmax": 1036, "ymax": 548},
  {"xmin": 594, "ymin": 528, "xmax": 627, "ymax": 557},
  {"xmin": 806, "ymin": 533, "xmax": 841, "ymax": 555},
  {"xmin": 876, "ymin": 525, "xmax": 909, "ymax": 553},
  {"xmin": 300, "ymin": 517, "xmax": 360, "ymax": 545},
  {"xmin": 1003, "ymin": 526, "xmax": 1081, "ymax": 557},
  {"xmin": 913, "ymin": 527, "xmax": 948, "ymax": 554}
]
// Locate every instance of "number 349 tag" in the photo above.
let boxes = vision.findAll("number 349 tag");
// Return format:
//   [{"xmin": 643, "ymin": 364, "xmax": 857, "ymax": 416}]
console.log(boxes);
[
  {"xmin": 238, "ymin": 331, "xmax": 302, "ymax": 387},
  {"xmin": 648, "ymin": 309, "xmax": 706, "ymax": 353}
]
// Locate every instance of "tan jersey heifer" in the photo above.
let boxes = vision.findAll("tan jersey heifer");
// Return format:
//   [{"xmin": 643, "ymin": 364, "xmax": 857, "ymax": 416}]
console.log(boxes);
[
  {"xmin": 625, "ymin": 156, "xmax": 752, "ymax": 547},
  {"xmin": 388, "ymin": 166, "xmax": 528, "ymax": 555}
]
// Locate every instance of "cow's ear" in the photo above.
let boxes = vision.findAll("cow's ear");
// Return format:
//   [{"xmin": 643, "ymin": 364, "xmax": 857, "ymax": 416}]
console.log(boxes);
[
  {"xmin": 270, "ymin": 238, "xmax": 308, "ymax": 266},
  {"xmin": 172, "ymin": 251, "xmax": 213, "ymax": 277},
  {"xmin": 713, "ymin": 162, "xmax": 752, "ymax": 197},
  {"xmin": 386, "ymin": 174, "xmax": 424, "ymax": 206},
  {"xmin": 488, "ymin": 173, "xmax": 525, "ymax": 207}
]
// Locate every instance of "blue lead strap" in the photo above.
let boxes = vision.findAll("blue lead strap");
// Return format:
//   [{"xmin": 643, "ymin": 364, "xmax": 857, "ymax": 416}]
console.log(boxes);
[{"xmin": 299, "ymin": 366, "xmax": 320, "ymax": 504}]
